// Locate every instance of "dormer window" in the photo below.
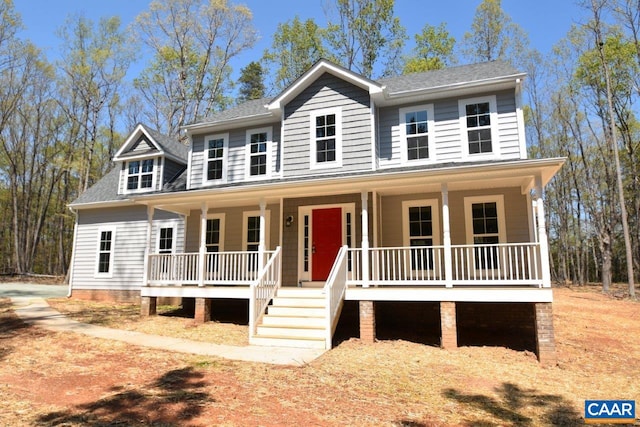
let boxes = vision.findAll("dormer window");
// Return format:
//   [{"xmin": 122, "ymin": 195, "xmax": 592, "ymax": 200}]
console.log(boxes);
[
  {"xmin": 126, "ymin": 159, "xmax": 155, "ymax": 191},
  {"xmin": 399, "ymin": 104, "xmax": 435, "ymax": 163},
  {"xmin": 310, "ymin": 108, "xmax": 342, "ymax": 169}
]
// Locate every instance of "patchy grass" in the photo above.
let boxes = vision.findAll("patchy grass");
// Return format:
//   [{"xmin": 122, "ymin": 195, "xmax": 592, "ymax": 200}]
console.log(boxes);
[
  {"xmin": 47, "ymin": 298, "xmax": 248, "ymax": 346},
  {"xmin": 0, "ymin": 284, "xmax": 638, "ymax": 426}
]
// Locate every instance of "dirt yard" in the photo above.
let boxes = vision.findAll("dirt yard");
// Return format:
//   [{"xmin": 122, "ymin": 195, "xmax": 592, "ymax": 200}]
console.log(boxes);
[{"xmin": 1, "ymin": 284, "xmax": 638, "ymax": 426}]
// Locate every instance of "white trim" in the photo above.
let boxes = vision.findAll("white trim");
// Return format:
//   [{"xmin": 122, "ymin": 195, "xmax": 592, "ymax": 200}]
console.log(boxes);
[
  {"xmin": 202, "ymin": 133, "xmax": 229, "ymax": 185},
  {"xmin": 205, "ymin": 213, "xmax": 226, "ymax": 252},
  {"xmin": 370, "ymin": 97, "xmax": 377, "ymax": 171},
  {"xmin": 297, "ymin": 203, "xmax": 356, "ymax": 282},
  {"xmin": 463, "ymin": 194, "xmax": 507, "ymax": 245},
  {"xmin": 94, "ymin": 226, "xmax": 116, "ymax": 278},
  {"xmin": 122, "ymin": 157, "xmax": 158, "ymax": 195},
  {"xmin": 310, "ymin": 107, "xmax": 343, "ymax": 170},
  {"xmin": 242, "ymin": 210, "xmax": 271, "ymax": 251},
  {"xmin": 113, "ymin": 124, "xmax": 163, "ymax": 160},
  {"xmin": 399, "ymin": 104, "xmax": 436, "ymax": 164},
  {"xmin": 156, "ymin": 220, "xmax": 179, "ymax": 254},
  {"xmin": 459, "ymin": 95, "xmax": 500, "ymax": 161},
  {"xmin": 186, "ymin": 134, "xmax": 193, "ymax": 190},
  {"xmin": 245, "ymin": 126, "xmax": 273, "ymax": 180},
  {"xmin": 402, "ymin": 199, "xmax": 441, "ymax": 247}
]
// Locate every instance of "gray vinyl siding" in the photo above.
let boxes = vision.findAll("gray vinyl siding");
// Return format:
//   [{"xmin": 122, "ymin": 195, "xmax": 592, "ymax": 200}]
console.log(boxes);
[
  {"xmin": 380, "ymin": 187, "xmax": 529, "ymax": 247},
  {"xmin": 188, "ymin": 123, "xmax": 281, "ymax": 189},
  {"xmin": 282, "ymin": 73, "xmax": 372, "ymax": 177},
  {"xmin": 128, "ymin": 138, "xmax": 158, "ymax": 155},
  {"xmin": 163, "ymin": 158, "xmax": 185, "ymax": 186},
  {"xmin": 70, "ymin": 206, "xmax": 184, "ymax": 291},
  {"xmin": 378, "ymin": 89, "xmax": 521, "ymax": 167}
]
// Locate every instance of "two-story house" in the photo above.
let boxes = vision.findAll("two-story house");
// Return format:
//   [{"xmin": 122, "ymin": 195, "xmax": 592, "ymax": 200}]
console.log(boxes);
[{"xmin": 68, "ymin": 60, "xmax": 564, "ymax": 364}]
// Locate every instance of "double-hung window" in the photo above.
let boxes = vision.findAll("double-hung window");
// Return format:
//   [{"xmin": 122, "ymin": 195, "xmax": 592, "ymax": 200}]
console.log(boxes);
[
  {"xmin": 459, "ymin": 96, "xmax": 497, "ymax": 158},
  {"xmin": 126, "ymin": 159, "xmax": 154, "ymax": 191},
  {"xmin": 243, "ymin": 210, "xmax": 270, "ymax": 272},
  {"xmin": 246, "ymin": 127, "xmax": 271, "ymax": 178},
  {"xmin": 95, "ymin": 227, "xmax": 115, "ymax": 277},
  {"xmin": 205, "ymin": 134, "xmax": 228, "ymax": 183},
  {"xmin": 464, "ymin": 195, "xmax": 506, "ymax": 271},
  {"xmin": 158, "ymin": 227, "xmax": 174, "ymax": 254},
  {"xmin": 402, "ymin": 200, "xmax": 440, "ymax": 272},
  {"xmin": 400, "ymin": 105, "xmax": 434, "ymax": 163},
  {"xmin": 310, "ymin": 108, "xmax": 342, "ymax": 169}
]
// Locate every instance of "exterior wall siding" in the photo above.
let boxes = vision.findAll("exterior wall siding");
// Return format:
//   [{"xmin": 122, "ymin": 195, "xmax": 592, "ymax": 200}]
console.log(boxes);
[
  {"xmin": 71, "ymin": 206, "xmax": 184, "ymax": 291},
  {"xmin": 380, "ymin": 187, "xmax": 529, "ymax": 247},
  {"xmin": 282, "ymin": 73, "xmax": 372, "ymax": 177},
  {"xmin": 163, "ymin": 158, "xmax": 185, "ymax": 186}
]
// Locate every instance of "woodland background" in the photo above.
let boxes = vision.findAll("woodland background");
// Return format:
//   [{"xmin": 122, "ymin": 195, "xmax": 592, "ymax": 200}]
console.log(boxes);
[{"xmin": 0, "ymin": 0, "xmax": 638, "ymax": 294}]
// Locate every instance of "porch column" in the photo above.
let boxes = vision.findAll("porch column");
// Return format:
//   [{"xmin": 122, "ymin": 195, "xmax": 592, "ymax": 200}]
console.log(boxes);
[
  {"xmin": 198, "ymin": 202, "xmax": 208, "ymax": 287},
  {"xmin": 259, "ymin": 199, "xmax": 267, "ymax": 271},
  {"xmin": 359, "ymin": 300, "xmax": 376, "ymax": 342},
  {"xmin": 440, "ymin": 301, "xmax": 457, "ymax": 349},
  {"xmin": 535, "ymin": 302, "xmax": 557, "ymax": 366},
  {"xmin": 142, "ymin": 206, "xmax": 154, "ymax": 287},
  {"xmin": 441, "ymin": 184, "xmax": 453, "ymax": 288},
  {"xmin": 361, "ymin": 191, "xmax": 370, "ymax": 287},
  {"xmin": 535, "ymin": 177, "xmax": 551, "ymax": 288}
]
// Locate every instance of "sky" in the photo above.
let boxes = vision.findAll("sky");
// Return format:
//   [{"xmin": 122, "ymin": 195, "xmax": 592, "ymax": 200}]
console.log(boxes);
[{"xmin": 13, "ymin": 0, "xmax": 587, "ymax": 84}]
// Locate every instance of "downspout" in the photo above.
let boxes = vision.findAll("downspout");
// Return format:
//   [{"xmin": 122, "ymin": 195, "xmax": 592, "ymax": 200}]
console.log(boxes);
[{"xmin": 66, "ymin": 206, "xmax": 79, "ymax": 298}]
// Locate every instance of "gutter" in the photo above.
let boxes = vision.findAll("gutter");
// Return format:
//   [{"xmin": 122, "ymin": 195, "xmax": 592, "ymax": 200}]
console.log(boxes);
[{"xmin": 385, "ymin": 73, "xmax": 527, "ymax": 99}]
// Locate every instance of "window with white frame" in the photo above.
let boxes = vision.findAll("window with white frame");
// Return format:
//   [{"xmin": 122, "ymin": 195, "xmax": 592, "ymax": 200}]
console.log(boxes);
[
  {"xmin": 400, "ymin": 105, "xmax": 434, "ymax": 162},
  {"xmin": 310, "ymin": 108, "xmax": 342, "ymax": 168},
  {"xmin": 243, "ymin": 210, "xmax": 270, "ymax": 272},
  {"xmin": 126, "ymin": 159, "xmax": 154, "ymax": 191},
  {"xmin": 205, "ymin": 214, "xmax": 225, "ymax": 253},
  {"xmin": 402, "ymin": 200, "xmax": 440, "ymax": 271},
  {"xmin": 158, "ymin": 227, "xmax": 174, "ymax": 254},
  {"xmin": 459, "ymin": 96, "xmax": 497, "ymax": 157},
  {"xmin": 246, "ymin": 128, "xmax": 271, "ymax": 178},
  {"xmin": 95, "ymin": 227, "xmax": 115, "ymax": 277},
  {"xmin": 205, "ymin": 134, "xmax": 228, "ymax": 182},
  {"xmin": 464, "ymin": 195, "xmax": 506, "ymax": 270}
]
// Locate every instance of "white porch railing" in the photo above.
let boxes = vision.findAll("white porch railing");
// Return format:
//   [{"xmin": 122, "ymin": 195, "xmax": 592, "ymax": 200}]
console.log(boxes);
[
  {"xmin": 147, "ymin": 250, "xmax": 275, "ymax": 286},
  {"xmin": 249, "ymin": 246, "xmax": 282, "ymax": 339},
  {"xmin": 324, "ymin": 245, "xmax": 349, "ymax": 349},
  {"xmin": 347, "ymin": 242, "xmax": 546, "ymax": 287}
]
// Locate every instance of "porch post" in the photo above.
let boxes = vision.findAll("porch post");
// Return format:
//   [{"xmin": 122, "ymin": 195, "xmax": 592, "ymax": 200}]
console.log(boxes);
[
  {"xmin": 441, "ymin": 184, "xmax": 453, "ymax": 288},
  {"xmin": 198, "ymin": 202, "xmax": 208, "ymax": 287},
  {"xmin": 535, "ymin": 177, "xmax": 551, "ymax": 288},
  {"xmin": 259, "ymin": 199, "xmax": 267, "ymax": 271},
  {"xmin": 361, "ymin": 191, "xmax": 370, "ymax": 288},
  {"xmin": 142, "ymin": 205, "xmax": 154, "ymax": 287}
]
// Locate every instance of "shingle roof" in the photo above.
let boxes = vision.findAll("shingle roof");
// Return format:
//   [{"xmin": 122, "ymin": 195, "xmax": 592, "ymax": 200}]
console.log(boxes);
[
  {"xmin": 70, "ymin": 167, "xmax": 126, "ymax": 206},
  {"xmin": 144, "ymin": 125, "xmax": 189, "ymax": 162},
  {"xmin": 194, "ymin": 98, "xmax": 271, "ymax": 126},
  {"xmin": 379, "ymin": 60, "xmax": 523, "ymax": 94}
]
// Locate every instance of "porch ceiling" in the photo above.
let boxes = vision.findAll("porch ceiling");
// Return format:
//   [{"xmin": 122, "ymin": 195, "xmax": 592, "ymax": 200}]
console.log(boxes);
[{"xmin": 134, "ymin": 158, "xmax": 565, "ymax": 215}]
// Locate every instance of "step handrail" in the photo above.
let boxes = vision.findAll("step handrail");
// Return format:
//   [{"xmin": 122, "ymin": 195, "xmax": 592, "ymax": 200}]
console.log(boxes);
[
  {"xmin": 249, "ymin": 246, "xmax": 282, "ymax": 339},
  {"xmin": 324, "ymin": 245, "xmax": 349, "ymax": 349}
]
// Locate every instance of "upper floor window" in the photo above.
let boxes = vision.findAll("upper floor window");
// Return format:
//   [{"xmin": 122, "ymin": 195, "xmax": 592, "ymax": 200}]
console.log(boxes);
[
  {"xmin": 459, "ymin": 96, "xmax": 498, "ymax": 158},
  {"xmin": 310, "ymin": 108, "xmax": 342, "ymax": 169},
  {"xmin": 95, "ymin": 226, "xmax": 115, "ymax": 278},
  {"xmin": 126, "ymin": 159, "xmax": 154, "ymax": 191},
  {"xmin": 399, "ymin": 104, "xmax": 434, "ymax": 163},
  {"xmin": 246, "ymin": 127, "xmax": 272, "ymax": 178},
  {"xmin": 205, "ymin": 133, "xmax": 228, "ymax": 182}
]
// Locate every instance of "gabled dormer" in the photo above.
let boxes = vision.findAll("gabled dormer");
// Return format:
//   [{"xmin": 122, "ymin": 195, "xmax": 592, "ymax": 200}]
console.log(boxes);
[{"xmin": 113, "ymin": 123, "xmax": 188, "ymax": 195}]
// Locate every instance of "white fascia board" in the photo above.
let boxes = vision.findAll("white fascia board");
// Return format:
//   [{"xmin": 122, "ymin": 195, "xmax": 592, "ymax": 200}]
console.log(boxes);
[
  {"xmin": 113, "ymin": 124, "xmax": 164, "ymax": 161},
  {"xmin": 182, "ymin": 111, "xmax": 274, "ymax": 135}
]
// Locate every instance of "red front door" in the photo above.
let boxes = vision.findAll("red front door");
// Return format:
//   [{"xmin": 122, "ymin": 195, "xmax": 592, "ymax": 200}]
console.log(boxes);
[{"xmin": 312, "ymin": 207, "xmax": 342, "ymax": 281}]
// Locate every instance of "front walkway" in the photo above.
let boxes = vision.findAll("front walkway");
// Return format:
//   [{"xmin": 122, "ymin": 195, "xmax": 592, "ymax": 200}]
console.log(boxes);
[{"xmin": 10, "ymin": 297, "xmax": 325, "ymax": 366}]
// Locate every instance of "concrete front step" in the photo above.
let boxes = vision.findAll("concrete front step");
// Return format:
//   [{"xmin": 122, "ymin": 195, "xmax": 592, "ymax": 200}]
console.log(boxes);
[
  {"xmin": 257, "ymin": 324, "xmax": 325, "ymax": 338},
  {"xmin": 261, "ymin": 315, "xmax": 325, "ymax": 327},
  {"xmin": 250, "ymin": 335, "xmax": 327, "ymax": 349},
  {"xmin": 276, "ymin": 287, "xmax": 325, "ymax": 297}
]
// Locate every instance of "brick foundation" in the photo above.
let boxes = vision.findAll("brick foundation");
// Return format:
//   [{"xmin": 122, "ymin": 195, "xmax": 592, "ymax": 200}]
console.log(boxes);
[
  {"xmin": 440, "ymin": 301, "xmax": 457, "ymax": 349},
  {"xmin": 71, "ymin": 289, "xmax": 140, "ymax": 303},
  {"xmin": 534, "ymin": 302, "xmax": 557, "ymax": 366},
  {"xmin": 194, "ymin": 298, "xmax": 212, "ymax": 324},
  {"xmin": 141, "ymin": 296, "xmax": 157, "ymax": 316},
  {"xmin": 359, "ymin": 300, "xmax": 376, "ymax": 343}
]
